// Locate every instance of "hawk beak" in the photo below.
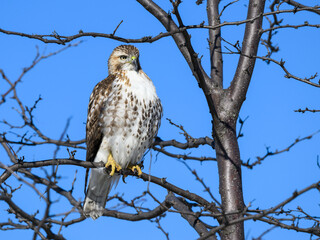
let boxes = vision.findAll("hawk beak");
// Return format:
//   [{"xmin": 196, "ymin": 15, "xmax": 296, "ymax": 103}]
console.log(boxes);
[{"xmin": 130, "ymin": 56, "xmax": 140, "ymax": 71}]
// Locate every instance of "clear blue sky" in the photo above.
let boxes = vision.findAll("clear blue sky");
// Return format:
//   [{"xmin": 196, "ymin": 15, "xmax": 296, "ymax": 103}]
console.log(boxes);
[{"xmin": 0, "ymin": 1, "xmax": 319, "ymax": 239}]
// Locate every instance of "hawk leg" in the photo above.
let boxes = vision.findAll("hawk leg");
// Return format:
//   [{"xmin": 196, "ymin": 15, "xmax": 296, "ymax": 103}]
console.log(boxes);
[{"xmin": 105, "ymin": 153, "xmax": 122, "ymax": 176}]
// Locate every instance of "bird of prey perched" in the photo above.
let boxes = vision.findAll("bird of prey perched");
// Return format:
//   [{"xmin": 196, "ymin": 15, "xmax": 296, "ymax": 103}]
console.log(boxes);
[{"xmin": 83, "ymin": 45, "xmax": 162, "ymax": 220}]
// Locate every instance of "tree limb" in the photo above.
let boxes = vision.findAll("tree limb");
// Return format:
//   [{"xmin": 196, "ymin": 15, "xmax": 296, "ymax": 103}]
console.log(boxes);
[
  {"xmin": 207, "ymin": 0, "xmax": 223, "ymax": 89},
  {"xmin": 283, "ymin": 0, "xmax": 320, "ymax": 15},
  {"xmin": 167, "ymin": 192, "xmax": 217, "ymax": 240},
  {"xmin": 229, "ymin": 0, "xmax": 266, "ymax": 113}
]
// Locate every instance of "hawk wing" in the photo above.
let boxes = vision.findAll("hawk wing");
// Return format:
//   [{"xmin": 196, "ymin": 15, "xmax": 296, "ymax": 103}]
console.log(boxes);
[{"xmin": 86, "ymin": 75, "xmax": 115, "ymax": 162}]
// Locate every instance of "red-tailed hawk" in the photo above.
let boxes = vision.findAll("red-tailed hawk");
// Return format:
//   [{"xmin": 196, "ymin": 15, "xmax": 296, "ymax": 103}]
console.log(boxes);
[{"xmin": 83, "ymin": 45, "xmax": 162, "ymax": 219}]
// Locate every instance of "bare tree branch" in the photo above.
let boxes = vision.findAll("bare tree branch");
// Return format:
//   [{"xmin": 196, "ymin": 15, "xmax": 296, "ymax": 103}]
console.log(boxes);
[
  {"xmin": 256, "ymin": 56, "xmax": 320, "ymax": 87},
  {"xmin": 261, "ymin": 22, "xmax": 320, "ymax": 34},
  {"xmin": 153, "ymin": 146, "xmax": 216, "ymax": 162},
  {"xmin": 229, "ymin": 0, "xmax": 265, "ymax": 111},
  {"xmin": 207, "ymin": 0, "xmax": 223, "ymax": 89},
  {"xmin": 0, "ymin": 193, "xmax": 65, "ymax": 240},
  {"xmin": 167, "ymin": 192, "xmax": 217, "ymax": 240},
  {"xmin": 242, "ymin": 131, "xmax": 320, "ymax": 168},
  {"xmin": 0, "ymin": 6, "xmax": 318, "ymax": 46},
  {"xmin": 283, "ymin": 0, "xmax": 320, "ymax": 15},
  {"xmin": 294, "ymin": 108, "xmax": 320, "ymax": 113}
]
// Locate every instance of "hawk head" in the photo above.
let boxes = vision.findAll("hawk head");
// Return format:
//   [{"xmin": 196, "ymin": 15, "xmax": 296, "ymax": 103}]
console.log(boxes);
[{"xmin": 108, "ymin": 45, "xmax": 141, "ymax": 74}]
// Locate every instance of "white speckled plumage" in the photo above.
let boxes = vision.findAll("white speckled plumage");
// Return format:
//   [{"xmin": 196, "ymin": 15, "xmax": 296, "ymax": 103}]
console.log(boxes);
[
  {"xmin": 99, "ymin": 70, "xmax": 160, "ymax": 167},
  {"xmin": 83, "ymin": 45, "xmax": 162, "ymax": 219}
]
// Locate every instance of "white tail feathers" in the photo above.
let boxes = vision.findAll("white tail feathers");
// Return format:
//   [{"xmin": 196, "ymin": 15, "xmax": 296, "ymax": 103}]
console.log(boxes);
[{"xmin": 83, "ymin": 168, "xmax": 120, "ymax": 220}]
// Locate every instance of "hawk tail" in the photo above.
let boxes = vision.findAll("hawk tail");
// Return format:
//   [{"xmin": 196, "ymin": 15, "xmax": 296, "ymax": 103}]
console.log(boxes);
[{"xmin": 83, "ymin": 168, "xmax": 119, "ymax": 220}]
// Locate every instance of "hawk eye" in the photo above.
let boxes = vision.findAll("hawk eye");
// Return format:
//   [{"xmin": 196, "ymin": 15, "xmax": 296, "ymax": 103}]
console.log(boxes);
[{"xmin": 120, "ymin": 55, "xmax": 127, "ymax": 60}]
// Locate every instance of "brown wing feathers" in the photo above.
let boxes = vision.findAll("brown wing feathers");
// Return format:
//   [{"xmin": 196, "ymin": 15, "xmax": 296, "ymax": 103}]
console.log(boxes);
[{"xmin": 86, "ymin": 75, "xmax": 115, "ymax": 162}]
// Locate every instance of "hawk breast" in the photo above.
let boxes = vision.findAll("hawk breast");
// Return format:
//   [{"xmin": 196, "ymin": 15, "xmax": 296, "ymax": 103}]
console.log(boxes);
[{"xmin": 99, "ymin": 70, "xmax": 162, "ymax": 167}]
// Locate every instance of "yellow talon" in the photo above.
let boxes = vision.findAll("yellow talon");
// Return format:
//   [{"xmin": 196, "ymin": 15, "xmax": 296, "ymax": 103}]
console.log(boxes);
[
  {"xmin": 129, "ymin": 165, "xmax": 142, "ymax": 176},
  {"xmin": 105, "ymin": 153, "xmax": 122, "ymax": 176}
]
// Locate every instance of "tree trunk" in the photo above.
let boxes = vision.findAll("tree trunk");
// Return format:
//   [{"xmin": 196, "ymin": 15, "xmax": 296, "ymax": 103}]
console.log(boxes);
[{"xmin": 213, "ymin": 111, "xmax": 244, "ymax": 240}]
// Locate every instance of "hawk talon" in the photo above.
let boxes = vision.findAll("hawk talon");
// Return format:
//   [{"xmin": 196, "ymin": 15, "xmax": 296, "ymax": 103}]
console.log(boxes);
[
  {"xmin": 129, "ymin": 165, "xmax": 142, "ymax": 176},
  {"xmin": 105, "ymin": 153, "xmax": 122, "ymax": 176},
  {"xmin": 122, "ymin": 174, "xmax": 127, "ymax": 183}
]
